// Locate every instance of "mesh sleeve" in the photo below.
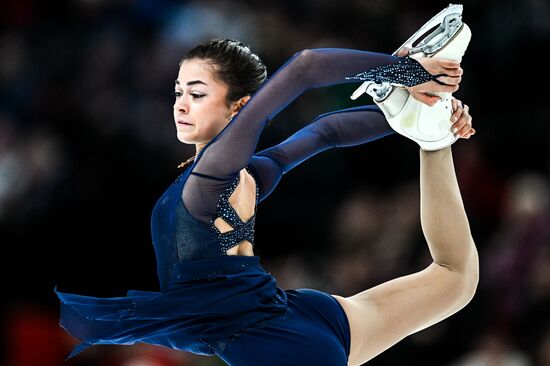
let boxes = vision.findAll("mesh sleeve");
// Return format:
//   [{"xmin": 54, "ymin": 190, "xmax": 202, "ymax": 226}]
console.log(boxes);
[
  {"xmin": 182, "ymin": 48, "xmax": 406, "ymax": 224},
  {"xmin": 249, "ymin": 105, "xmax": 394, "ymax": 202}
]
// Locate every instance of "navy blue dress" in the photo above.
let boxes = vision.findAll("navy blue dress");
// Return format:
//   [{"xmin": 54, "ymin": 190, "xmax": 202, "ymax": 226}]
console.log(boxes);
[{"xmin": 55, "ymin": 48, "xmax": 432, "ymax": 365}]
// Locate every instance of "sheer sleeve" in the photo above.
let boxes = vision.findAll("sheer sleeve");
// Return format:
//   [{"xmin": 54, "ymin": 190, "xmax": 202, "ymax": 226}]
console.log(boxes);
[
  {"xmin": 183, "ymin": 49, "xmax": 415, "ymax": 224},
  {"xmin": 249, "ymin": 105, "xmax": 394, "ymax": 202}
]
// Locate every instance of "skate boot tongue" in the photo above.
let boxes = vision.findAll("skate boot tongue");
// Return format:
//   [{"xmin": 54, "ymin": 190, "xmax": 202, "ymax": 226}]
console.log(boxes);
[{"xmin": 398, "ymin": 95, "xmax": 457, "ymax": 151}]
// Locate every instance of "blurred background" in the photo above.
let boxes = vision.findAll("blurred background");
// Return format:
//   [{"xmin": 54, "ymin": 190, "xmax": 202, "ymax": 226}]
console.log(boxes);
[{"xmin": 1, "ymin": 0, "xmax": 549, "ymax": 365}]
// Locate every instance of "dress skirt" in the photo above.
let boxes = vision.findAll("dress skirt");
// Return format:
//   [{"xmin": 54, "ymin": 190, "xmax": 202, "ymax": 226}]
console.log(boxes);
[{"xmin": 55, "ymin": 255, "xmax": 351, "ymax": 365}]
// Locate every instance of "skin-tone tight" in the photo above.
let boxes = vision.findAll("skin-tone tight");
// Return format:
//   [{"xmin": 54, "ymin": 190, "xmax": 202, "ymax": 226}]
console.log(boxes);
[{"xmin": 333, "ymin": 145, "xmax": 479, "ymax": 365}]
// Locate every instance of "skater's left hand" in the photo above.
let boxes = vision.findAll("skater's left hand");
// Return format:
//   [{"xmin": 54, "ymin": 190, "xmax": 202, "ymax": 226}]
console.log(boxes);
[
  {"xmin": 450, "ymin": 98, "xmax": 475, "ymax": 139},
  {"xmin": 397, "ymin": 48, "xmax": 463, "ymax": 106}
]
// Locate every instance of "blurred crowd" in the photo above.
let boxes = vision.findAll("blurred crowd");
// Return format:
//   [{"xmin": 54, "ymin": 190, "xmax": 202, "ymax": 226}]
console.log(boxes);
[{"xmin": 1, "ymin": 0, "xmax": 549, "ymax": 365}]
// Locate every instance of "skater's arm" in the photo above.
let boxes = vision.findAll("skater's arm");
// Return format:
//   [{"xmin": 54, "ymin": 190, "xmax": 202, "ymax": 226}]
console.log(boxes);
[
  {"xmin": 192, "ymin": 49, "xmax": 461, "ymax": 182},
  {"xmin": 249, "ymin": 105, "xmax": 393, "ymax": 202},
  {"xmin": 185, "ymin": 48, "xmax": 458, "ymax": 223}
]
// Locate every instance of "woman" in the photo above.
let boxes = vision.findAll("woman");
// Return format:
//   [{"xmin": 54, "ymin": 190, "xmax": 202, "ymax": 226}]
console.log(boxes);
[{"xmin": 56, "ymin": 39, "xmax": 478, "ymax": 365}]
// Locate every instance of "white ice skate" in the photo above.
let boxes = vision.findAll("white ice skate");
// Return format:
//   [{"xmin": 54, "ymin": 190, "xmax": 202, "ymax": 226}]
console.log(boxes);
[{"xmin": 350, "ymin": 4, "xmax": 471, "ymax": 151}]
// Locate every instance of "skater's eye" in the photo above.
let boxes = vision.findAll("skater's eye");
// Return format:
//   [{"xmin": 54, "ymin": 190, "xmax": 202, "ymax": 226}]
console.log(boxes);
[{"xmin": 173, "ymin": 91, "xmax": 206, "ymax": 99}]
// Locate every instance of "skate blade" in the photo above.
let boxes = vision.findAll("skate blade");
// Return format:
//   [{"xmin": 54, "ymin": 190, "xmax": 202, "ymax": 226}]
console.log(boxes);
[{"xmin": 395, "ymin": 4, "xmax": 463, "ymax": 57}]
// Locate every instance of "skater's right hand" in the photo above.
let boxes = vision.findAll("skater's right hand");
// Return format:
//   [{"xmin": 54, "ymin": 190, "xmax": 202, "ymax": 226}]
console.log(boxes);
[
  {"xmin": 397, "ymin": 48, "xmax": 463, "ymax": 106},
  {"xmin": 451, "ymin": 97, "xmax": 475, "ymax": 139}
]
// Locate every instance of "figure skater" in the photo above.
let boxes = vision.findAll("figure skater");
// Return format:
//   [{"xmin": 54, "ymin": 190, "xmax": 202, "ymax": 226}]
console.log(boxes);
[{"xmin": 56, "ymin": 36, "xmax": 478, "ymax": 365}]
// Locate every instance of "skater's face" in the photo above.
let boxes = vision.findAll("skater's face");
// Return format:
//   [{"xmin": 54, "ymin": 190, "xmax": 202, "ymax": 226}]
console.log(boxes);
[{"xmin": 173, "ymin": 58, "xmax": 249, "ymax": 150}]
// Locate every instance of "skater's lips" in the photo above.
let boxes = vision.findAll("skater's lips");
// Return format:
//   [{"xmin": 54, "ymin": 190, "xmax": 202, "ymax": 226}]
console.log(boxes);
[{"xmin": 177, "ymin": 119, "xmax": 193, "ymax": 125}]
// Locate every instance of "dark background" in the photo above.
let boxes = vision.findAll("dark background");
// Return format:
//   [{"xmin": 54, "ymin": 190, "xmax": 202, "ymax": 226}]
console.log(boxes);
[{"xmin": 1, "ymin": 0, "xmax": 549, "ymax": 365}]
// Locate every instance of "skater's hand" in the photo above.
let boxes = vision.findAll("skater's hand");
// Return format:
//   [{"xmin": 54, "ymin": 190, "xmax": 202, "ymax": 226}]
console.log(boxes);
[
  {"xmin": 396, "ymin": 48, "xmax": 463, "ymax": 106},
  {"xmin": 450, "ymin": 98, "xmax": 475, "ymax": 139}
]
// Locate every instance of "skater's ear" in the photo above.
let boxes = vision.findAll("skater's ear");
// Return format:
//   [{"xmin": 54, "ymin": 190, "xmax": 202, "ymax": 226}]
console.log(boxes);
[{"xmin": 229, "ymin": 95, "xmax": 251, "ymax": 119}]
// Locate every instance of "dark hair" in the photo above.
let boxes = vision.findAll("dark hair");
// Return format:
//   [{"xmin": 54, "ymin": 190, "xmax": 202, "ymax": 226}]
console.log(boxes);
[{"xmin": 180, "ymin": 39, "xmax": 267, "ymax": 104}]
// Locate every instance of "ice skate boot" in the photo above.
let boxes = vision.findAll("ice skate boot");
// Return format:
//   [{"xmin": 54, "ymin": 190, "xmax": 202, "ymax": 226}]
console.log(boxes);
[{"xmin": 350, "ymin": 4, "xmax": 471, "ymax": 151}]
